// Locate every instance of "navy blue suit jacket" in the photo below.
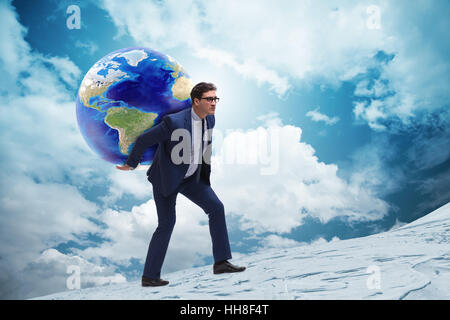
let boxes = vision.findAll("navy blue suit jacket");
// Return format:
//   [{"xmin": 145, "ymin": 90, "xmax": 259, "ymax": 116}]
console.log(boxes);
[{"xmin": 126, "ymin": 107, "xmax": 214, "ymax": 197}]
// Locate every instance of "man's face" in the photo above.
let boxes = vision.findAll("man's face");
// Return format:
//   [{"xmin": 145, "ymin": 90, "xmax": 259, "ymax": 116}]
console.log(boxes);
[{"xmin": 194, "ymin": 90, "xmax": 217, "ymax": 116}]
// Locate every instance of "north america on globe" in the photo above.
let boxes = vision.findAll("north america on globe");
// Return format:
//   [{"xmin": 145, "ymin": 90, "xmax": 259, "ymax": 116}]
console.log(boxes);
[{"xmin": 76, "ymin": 47, "xmax": 193, "ymax": 165}]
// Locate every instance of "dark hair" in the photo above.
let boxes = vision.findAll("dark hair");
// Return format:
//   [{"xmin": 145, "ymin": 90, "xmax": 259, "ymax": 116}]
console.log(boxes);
[{"xmin": 190, "ymin": 82, "xmax": 217, "ymax": 102}]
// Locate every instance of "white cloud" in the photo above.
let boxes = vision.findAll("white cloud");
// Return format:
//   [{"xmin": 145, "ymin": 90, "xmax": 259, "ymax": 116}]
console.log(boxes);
[
  {"xmin": 211, "ymin": 117, "xmax": 390, "ymax": 234},
  {"xmin": 3, "ymin": 0, "xmax": 447, "ymax": 298},
  {"xmin": 347, "ymin": 134, "xmax": 404, "ymax": 198},
  {"xmin": 0, "ymin": 1, "xmax": 224, "ymax": 298},
  {"xmin": 100, "ymin": 169, "xmax": 152, "ymax": 205},
  {"xmin": 41, "ymin": 56, "xmax": 82, "ymax": 88},
  {"xmin": 0, "ymin": 1, "xmax": 116, "ymax": 299},
  {"xmin": 260, "ymin": 235, "xmax": 302, "ymax": 249},
  {"xmin": 306, "ymin": 107, "xmax": 340, "ymax": 125},
  {"xmin": 389, "ymin": 219, "xmax": 407, "ymax": 231},
  {"xmin": 415, "ymin": 168, "xmax": 450, "ymax": 215},
  {"xmin": 19, "ymin": 249, "xmax": 126, "ymax": 299},
  {"xmin": 256, "ymin": 112, "xmax": 283, "ymax": 127},
  {"xmin": 353, "ymin": 99, "xmax": 388, "ymax": 131},
  {"xmin": 0, "ymin": 0, "xmax": 30, "ymax": 87},
  {"xmin": 309, "ymin": 236, "xmax": 341, "ymax": 247},
  {"xmin": 66, "ymin": 117, "xmax": 390, "ymax": 284},
  {"xmin": 100, "ymin": 0, "xmax": 449, "ymax": 128},
  {"xmin": 351, "ymin": 2, "xmax": 450, "ymax": 130},
  {"xmin": 100, "ymin": 0, "xmax": 383, "ymax": 96},
  {"xmin": 75, "ymin": 40, "xmax": 99, "ymax": 55},
  {"xmin": 0, "ymin": 174, "xmax": 99, "ymax": 265},
  {"xmin": 0, "ymin": 174, "xmax": 103, "ymax": 299},
  {"xmin": 76, "ymin": 195, "xmax": 214, "ymax": 275},
  {"xmin": 407, "ymin": 115, "xmax": 450, "ymax": 171},
  {"xmin": 354, "ymin": 78, "xmax": 391, "ymax": 99},
  {"xmin": 195, "ymin": 47, "xmax": 291, "ymax": 97}
]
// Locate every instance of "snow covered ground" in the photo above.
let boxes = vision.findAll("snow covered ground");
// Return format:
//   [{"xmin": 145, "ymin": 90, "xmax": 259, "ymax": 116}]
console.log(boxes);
[{"xmin": 34, "ymin": 202, "xmax": 450, "ymax": 300}]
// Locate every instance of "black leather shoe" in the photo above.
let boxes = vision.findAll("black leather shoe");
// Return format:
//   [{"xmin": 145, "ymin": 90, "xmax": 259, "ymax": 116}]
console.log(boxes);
[
  {"xmin": 141, "ymin": 276, "xmax": 169, "ymax": 287},
  {"xmin": 213, "ymin": 260, "xmax": 246, "ymax": 274}
]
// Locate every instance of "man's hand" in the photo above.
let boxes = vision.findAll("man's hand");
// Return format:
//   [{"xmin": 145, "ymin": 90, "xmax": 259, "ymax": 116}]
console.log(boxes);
[{"xmin": 116, "ymin": 164, "xmax": 134, "ymax": 171}]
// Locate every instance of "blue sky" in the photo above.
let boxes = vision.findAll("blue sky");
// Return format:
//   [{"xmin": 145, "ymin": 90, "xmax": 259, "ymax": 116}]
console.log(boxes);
[{"xmin": 1, "ymin": 0, "xmax": 449, "ymax": 299}]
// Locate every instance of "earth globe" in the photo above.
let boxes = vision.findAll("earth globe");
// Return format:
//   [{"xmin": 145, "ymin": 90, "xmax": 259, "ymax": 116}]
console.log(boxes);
[{"xmin": 76, "ymin": 47, "xmax": 193, "ymax": 166}]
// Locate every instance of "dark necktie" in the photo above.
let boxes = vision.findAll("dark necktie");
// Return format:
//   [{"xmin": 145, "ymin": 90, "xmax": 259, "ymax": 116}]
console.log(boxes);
[
  {"xmin": 195, "ymin": 118, "xmax": 205, "ymax": 182},
  {"xmin": 201, "ymin": 118, "xmax": 205, "ymax": 159}
]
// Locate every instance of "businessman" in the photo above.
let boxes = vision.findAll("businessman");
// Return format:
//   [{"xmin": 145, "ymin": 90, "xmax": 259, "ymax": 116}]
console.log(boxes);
[{"xmin": 117, "ymin": 82, "xmax": 245, "ymax": 287}]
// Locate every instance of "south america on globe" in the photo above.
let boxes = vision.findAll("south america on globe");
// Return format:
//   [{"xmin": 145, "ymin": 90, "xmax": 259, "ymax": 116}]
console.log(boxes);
[{"xmin": 76, "ymin": 47, "xmax": 193, "ymax": 165}]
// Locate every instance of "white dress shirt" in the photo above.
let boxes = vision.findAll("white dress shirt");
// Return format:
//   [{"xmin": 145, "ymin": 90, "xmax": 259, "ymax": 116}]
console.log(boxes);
[{"xmin": 184, "ymin": 108, "xmax": 206, "ymax": 178}]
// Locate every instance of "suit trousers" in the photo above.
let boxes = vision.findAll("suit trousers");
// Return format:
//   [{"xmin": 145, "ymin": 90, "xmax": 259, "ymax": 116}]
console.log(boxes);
[{"xmin": 143, "ymin": 173, "xmax": 232, "ymax": 279}]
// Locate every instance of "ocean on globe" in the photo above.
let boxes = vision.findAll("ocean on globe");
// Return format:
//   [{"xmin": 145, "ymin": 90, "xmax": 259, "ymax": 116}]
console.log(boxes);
[{"xmin": 76, "ymin": 47, "xmax": 193, "ymax": 165}]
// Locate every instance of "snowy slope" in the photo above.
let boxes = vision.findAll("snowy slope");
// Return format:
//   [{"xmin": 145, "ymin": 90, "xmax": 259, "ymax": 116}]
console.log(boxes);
[{"xmin": 34, "ymin": 202, "xmax": 450, "ymax": 300}]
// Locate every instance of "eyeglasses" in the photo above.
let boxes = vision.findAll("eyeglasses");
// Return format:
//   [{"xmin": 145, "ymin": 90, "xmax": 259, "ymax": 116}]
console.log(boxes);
[{"xmin": 200, "ymin": 97, "xmax": 220, "ymax": 103}]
